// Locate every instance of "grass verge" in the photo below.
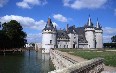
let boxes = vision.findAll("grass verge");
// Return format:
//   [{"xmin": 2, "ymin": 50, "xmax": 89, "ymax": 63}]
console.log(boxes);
[{"xmin": 59, "ymin": 49, "xmax": 116, "ymax": 67}]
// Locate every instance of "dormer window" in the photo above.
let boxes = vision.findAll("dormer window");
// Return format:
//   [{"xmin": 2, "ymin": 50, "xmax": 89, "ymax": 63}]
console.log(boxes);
[
  {"xmin": 50, "ymin": 40, "xmax": 52, "ymax": 44},
  {"xmin": 81, "ymin": 38, "xmax": 83, "ymax": 41}
]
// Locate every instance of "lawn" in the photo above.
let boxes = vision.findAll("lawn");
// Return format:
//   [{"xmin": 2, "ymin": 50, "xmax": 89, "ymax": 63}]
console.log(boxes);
[{"xmin": 59, "ymin": 49, "xmax": 116, "ymax": 67}]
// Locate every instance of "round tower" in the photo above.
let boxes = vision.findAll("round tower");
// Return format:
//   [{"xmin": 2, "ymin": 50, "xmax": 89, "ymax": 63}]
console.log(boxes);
[
  {"xmin": 42, "ymin": 18, "xmax": 57, "ymax": 53},
  {"xmin": 85, "ymin": 15, "xmax": 95, "ymax": 48},
  {"xmin": 95, "ymin": 18, "xmax": 103, "ymax": 48}
]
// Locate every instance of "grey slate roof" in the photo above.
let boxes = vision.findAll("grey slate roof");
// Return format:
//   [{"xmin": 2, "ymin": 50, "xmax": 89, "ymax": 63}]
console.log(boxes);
[
  {"xmin": 95, "ymin": 27, "xmax": 102, "ymax": 30},
  {"xmin": 58, "ymin": 26, "xmax": 88, "ymax": 43},
  {"xmin": 57, "ymin": 30, "xmax": 70, "ymax": 39},
  {"xmin": 75, "ymin": 27, "xmax": 88, "ymax": 43},
  {"xmin": 85, "ymin": 20, "xmax": 94, "ymax": 28},
  {"xmin": 67, "ymin": 26, "xmax": 76, "ymax": 34},
  {"xmin": 84, "ymin": 15, "xmax": 94, "ymax": 28},
  {"xmin": 43, "ymin": 25, "xmax": 55, "ymax": 30},
  {"xmin": 43, "ymin": 18, "xmax": 56, "ymax": 30},
  {"xmin": 95, "ymin": 22, "xmax": 102, "ymax": 30}
]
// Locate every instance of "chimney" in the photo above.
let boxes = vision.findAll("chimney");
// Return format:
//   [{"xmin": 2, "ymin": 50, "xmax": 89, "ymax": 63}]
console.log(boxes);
[
  {"xmin": 47, "ymin": 18, "xmax": 51, "ymax": 26},
  {"xmin": 73, "ymin": 25, "xmax": 75, "ymax": 28},
  {"xmin": 66, "ymin": 24, "xmax": 69, "ymax": 32}
]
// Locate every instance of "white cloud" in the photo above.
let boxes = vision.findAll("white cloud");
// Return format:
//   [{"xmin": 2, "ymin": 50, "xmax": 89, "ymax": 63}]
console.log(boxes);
[
  {"xmin": 103, "ymin": 27, "xmax": 116, "ymax": 43},
  {"xmin": 16, "ymin": 1, "xmax": 31, "ymax": 9},
  {"xmin": 63, "ymin": 0, "xmax": 70, "ymax": 6},
  {"xmin": 0, "ymin": 15, "xmax": 58, "ymax": 30},
  {"xmin": 0, "ymin": 0, "xmax": 8, "ymax": 7},
  {"xmin": 103, "ymin": 27, "xmax": 116, "ymax": 35},
  {"xmin": 27, "ymin": 33, "xmax": 42, "ymax": 43},
  {"xmin": 103, "ymin": 35, "xmax": 112, "ymax": 43},
  {"xmin": 0, "ymin": 15, "xmax": 59, "ymax": 43},
  {"xmin": 52, "ymin": 22, "xmax": 58, "ymax": 27},
  {"xmin": 16, "ymin": 0, "xmax": 47, "ymax": 9},
  {"xmin": 0, "ymin": 15, "xmax": 46, "ymax": 30},
  {"xmin": 63, "ymin": 0, "xmax": 107, "ymax": 9},
  {"xmin": 114, "ymin": 9, "xmax": 116, "ymax": 15},
  {"xmin": 53, "ymin": 14, "xmax": 68, "ymax": 22}
]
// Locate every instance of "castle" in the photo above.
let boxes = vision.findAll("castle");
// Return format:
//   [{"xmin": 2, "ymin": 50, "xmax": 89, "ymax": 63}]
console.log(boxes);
[{"xmin": 42, "ymin": 16, "xmax": 103, "ymax": 53}]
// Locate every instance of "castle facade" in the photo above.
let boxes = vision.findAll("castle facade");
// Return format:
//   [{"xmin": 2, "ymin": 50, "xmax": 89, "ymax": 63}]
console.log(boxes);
[{"xmin": 42, "ymin": 16, "xmax": 103, "ymax": 53}]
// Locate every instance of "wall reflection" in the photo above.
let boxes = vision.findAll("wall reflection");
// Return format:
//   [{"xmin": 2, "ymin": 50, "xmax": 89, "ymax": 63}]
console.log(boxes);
[{"xmin": 0, "ymin": 50, "xmax": 54, "ymax": 73}]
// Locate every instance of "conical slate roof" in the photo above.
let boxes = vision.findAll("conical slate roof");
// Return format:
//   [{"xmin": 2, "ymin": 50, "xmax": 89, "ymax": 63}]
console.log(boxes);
[
  {"xmin": 95, "ymin": 18, "xmax": 102, "ymax": 30},
  {"xmin": 85, "ymin": 15, "xmax": 94, "ymax": 28},
  {"xmin": 43, "ymin": 18, "xmax": 56, "ymax": 30}
]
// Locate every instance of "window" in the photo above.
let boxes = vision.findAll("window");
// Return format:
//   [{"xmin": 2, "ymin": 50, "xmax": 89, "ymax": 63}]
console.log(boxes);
[
  {"xmin": 64, "ymin": 45, "xmax": 65, "ymax": 48},
  {"xmin": 50, "ymin": 40, "xmax": 52, "ymax": 44}
]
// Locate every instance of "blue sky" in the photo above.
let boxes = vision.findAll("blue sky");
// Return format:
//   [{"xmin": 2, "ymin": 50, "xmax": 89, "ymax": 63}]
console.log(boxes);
[{"xmin": 0, "ymin": 0, "xmax": 116, "ymax": 43}]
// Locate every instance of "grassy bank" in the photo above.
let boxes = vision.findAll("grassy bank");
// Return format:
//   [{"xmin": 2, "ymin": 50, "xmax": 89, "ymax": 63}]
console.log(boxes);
[
  {"xmin": 49, "ymin": 60, "xmax": 55, "ymax": 71},
  {"xmin": 59, "ymin": 49, "xmax": 116, "ymax": 67}
]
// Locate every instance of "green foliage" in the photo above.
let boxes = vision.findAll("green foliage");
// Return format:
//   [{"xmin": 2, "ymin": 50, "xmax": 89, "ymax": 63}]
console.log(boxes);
[
  {"xmin": 103, "ymin": 35, "xmax": 116, "ymax": 48},
  {"xmin": 111, "ymin": 35, "xmax": 116, "ymax": 43},
  {"xmin": 0, "ymin": 20, "xmax": 27, "ymax": 49},
  {"xmin": 49, "ymin": 60, "xmax": 55, "ymax": 70},
  {"xmin": 30, "ymin": 43, "xmax": 35, "ymax": 47},
  {"xmin": 0, "ymin": 30, "xmax": 9, "ymax": 49},
  {"xmin": 103, "ymin": 43, "xmax": 116, "ymax": 48}
]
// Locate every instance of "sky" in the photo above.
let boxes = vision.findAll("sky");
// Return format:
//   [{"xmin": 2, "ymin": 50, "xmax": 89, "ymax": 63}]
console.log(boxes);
[{"xmin": 0, "ymin": 0, "xmax": 116, "ymax": 43}]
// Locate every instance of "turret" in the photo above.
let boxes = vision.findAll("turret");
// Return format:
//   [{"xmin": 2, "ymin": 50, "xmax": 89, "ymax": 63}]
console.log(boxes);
[
  {"xmin": 42, "ymin": 18, "xmax": 57, "ymax": 53},
  {"xmin": 95, "ymin": 18, "xmax": 103, "ymax": 48},
  {"xmin": 85, "ymin": 15, "xmax": 95, "ymax": 48}
]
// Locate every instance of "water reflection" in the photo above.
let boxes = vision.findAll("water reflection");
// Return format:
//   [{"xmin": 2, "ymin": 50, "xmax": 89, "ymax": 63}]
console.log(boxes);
[
  {"xmin": 0, "ymin": 50, "xmax": 53, "ymax": 73},
  {"xmin": 41, "ymin": 54, "xmax": 50, "ymax": 73}
]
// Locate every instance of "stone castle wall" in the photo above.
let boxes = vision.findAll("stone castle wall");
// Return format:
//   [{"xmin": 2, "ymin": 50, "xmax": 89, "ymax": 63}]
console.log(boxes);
[{"xmin": 49, "ymin": 50, "xmax": 104, "ymax": 73}]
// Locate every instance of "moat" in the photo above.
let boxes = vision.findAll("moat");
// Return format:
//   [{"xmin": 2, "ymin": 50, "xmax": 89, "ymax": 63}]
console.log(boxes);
[{"xmin": 0, "ymin": 50, "xmax": 54, "ymax": 73}]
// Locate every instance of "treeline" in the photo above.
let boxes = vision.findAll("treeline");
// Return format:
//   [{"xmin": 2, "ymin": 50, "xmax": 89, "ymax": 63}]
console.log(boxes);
[
  {"xmin": 0, "ymin": 20, "xmax": 27, "ymax": 50},
  {"xmin": 103, "ymin": 43, "xmax": 116, "ymax": 48},
  {"xmin": 103, "ymin": 35, "xmax": 116, "ymax": 48}
]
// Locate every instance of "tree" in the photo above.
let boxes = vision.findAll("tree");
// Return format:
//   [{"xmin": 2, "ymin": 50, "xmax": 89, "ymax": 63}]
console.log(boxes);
[
  {"xmin": 0, "ymin": 22, "xmax": 1, "ymax": 28},
  {"xmin": 111, "ymin": 35, "xmax": 116, "ymax": 43},
  {"xmin": 0, "ymin": 30, "xmax": 9, "ymax": 50},
  {"xmin": 30, "ymin": 43, "xmax": 35, "ymax": 47},
  {"xmin": 1, "ymin": 20, "xmax": 27, "ymax": 49},
  {"xmin": 104, "ymin": 43, "xmax": 116, "ymax": 48}
]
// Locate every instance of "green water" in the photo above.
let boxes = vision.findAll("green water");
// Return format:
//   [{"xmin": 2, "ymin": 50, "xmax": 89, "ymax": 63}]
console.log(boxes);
[{"xmin": 0, "ymin": 50, "xmax": 54, "ymax": 73}]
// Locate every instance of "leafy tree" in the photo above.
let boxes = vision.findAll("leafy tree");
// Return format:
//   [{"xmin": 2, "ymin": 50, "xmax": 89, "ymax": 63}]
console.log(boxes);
[
  {"xmin": 0, "ymin": 22, "xmax": 1, "ymax": 28},
  {"xmin": 103, "ymin": 43, "xmax": 116, "ymax": 48},
  {"xmin": 0, "ymin": 30, "xmax": 8, "ymax": 49},
  {"xmin": 111, "ymin": 35, "xmax": 116, "ymax": 43},
  {"xmin": 30, "ymin": 43, "xmax": 35, "ymax": 47},
  {"xmin": 1, "ymin": 20, "xmax": 27, "ymax": 49}
]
